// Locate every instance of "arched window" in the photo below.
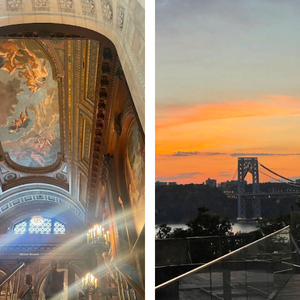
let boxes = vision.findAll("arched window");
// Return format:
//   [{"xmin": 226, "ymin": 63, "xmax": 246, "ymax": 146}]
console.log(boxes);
[{"xmin": 13, "ymin": 217, "xmax": 66, "ymax": 234}]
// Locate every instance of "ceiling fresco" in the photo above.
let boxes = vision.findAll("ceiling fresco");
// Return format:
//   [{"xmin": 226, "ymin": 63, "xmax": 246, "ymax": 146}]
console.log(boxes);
[
  {"xmin": 127, "ymin": 125, "xmax": 145, "ymax": 235},
  {"xmin": 0, "ymin": 39, "xmax": 60, "ymax": 168},
  {"xmin": 0, "ymin": 37, "xmax": 121, "ymax": 222}
]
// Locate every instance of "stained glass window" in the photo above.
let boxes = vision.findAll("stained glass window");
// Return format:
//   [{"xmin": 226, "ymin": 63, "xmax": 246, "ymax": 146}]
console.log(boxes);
[
  {"xmin": 13, "ymin": 217, "xmax": 66, "ymax": 234},
  {"xmin": 29, "ymin": 217, "xmax": 52, "ymax": 234},
  {"xmin": 13, "ymin": 221, "xmax": 27, "ymax": 234},
  {"xmin": 54, "ymin": 221, "xmax": 66, "ymax": 234}
]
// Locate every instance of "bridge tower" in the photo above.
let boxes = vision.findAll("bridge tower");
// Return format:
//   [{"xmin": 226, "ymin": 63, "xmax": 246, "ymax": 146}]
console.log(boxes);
[{"xmin": 237, "ymin": 157, "xmax": 261, "ymax": 219}]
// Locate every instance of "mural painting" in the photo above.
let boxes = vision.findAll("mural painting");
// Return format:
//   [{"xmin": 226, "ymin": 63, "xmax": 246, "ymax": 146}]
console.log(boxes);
[
  {"xmin": 127, "ymin": 125, "xmax": 145, "ymax": 235},
  {"xmin": 0, "ymin": 39, "xmax": 61, "ymax": 168}
]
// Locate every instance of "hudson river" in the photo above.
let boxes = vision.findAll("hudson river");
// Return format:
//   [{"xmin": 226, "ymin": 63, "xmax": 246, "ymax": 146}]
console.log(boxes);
[{"xmin": 156, "ymin": 222, "xmax": 257, "ymax": 234}]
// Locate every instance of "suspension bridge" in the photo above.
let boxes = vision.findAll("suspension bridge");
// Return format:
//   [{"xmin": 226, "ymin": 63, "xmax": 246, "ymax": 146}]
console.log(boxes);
[{"xmin": 230, "ymin": 157, "xmax": 300, "ymax": 220}]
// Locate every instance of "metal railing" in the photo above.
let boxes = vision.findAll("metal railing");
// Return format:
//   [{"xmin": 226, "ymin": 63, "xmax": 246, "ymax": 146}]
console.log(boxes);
[
  {"xmin": 156, "ymin": 233, "xmax": 259, "ymax": 266},
  {"xmin": 114, "ymin": 264, "xmax": 145, "ymax": 300},
  {"xmin": 0, "ymin": 262, "xmax": 25, "ymax": 300},
  {"xmin": 156, "ymin": 226, "xmax": 292, "ymax": 300}
]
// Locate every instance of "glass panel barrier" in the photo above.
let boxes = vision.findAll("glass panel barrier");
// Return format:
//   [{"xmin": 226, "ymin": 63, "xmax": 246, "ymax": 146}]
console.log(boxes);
[
  {"xmin": 179, "ymin": 267, "xmax": 211, "ymax": 300},
  {"xmin": 156, "ymin": 226, "xmax": 292, "ymax": 300}
]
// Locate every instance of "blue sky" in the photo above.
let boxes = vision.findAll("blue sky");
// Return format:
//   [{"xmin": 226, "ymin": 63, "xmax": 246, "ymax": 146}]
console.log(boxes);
[
  {"xmin": 156, "ymin": 0, "xmax": 300, "ymax": 106},
  {"xmin": 156, "ymin": 0, "xmax": 300, "ymax": 184}
]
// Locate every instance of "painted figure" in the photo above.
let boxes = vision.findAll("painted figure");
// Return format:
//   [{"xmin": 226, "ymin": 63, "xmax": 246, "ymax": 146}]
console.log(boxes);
[
  {"xmin": 0, "ymin": 39, "xmax": 60, "ymax": 168},
  {"xmin": 9, "ymin": 107, "xmax": 28, "ymax": 134},
  {"xmin": 0, "ymin": 41, "xmax": 24, "ymax": 75},
  {"xmin": 30, "ymin": 151, "xmax": 46, "ymax": 166},
  {"xmin": 18, "ymin": 64, "xmax": 44, "ymax": 94},
  {"xmin": 31, "ymin": 134, "xmax": 54, "ymax": 156},
  {"xmin": 1, "ymin": 57, "xmax": 24, "ymax": 75},
  {"xmin": 22, "ymin": 41, "xmax": 48, "ymax": 79},
  {"xmin": 19, "ymin": 41, "xmax": 48, "ymax": 93}
]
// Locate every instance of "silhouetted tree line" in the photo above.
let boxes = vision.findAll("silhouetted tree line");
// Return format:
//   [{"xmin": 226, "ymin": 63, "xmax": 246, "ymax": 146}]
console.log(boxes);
[
  {"xmin": 155, "ymin": 207, "xmax": 293, "ymax": 263},
  {"xmin": 156, "ymin": 207, "xmax": 232, "ymax": 238},
  {"xmin": 156, "ymin": 209, "xmax": 291, "ymax": 239}
]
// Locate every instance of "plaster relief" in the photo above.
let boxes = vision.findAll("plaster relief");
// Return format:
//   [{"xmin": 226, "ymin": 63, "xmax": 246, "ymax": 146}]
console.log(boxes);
[
  {"xmin": 79, "ymin": 116, "xmax": 92, "ymax": 168},
  {"xmin": 101, "ymin": 0, "xmax": 113, "ymax": 24},
  {"xmin": 117, "ymin": 4, "xmax": 125, "ymax": 32},
  {"xmin": 81, "ymin": 0, "xmax": 96, "ymax": 16},
  {"xmin": 57, "ymin": 0, "xmax": 74, "ymax": 12},
  {"xmin": 6, "ymin": 0, "xmax": 22, "ymax": 11},
  {"xmin": 32, "ymin": 0, "xmax": 49, "ymax": 10}
]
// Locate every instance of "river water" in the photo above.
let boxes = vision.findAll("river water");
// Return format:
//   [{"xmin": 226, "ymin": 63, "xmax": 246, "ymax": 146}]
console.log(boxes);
[{"xmin": 156, "ymin": 222, "xmax": 257, "ymax": 234}]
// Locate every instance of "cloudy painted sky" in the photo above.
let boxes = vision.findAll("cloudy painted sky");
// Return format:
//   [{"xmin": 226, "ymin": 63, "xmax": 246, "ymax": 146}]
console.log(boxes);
[{"xmin": 156, "ymin": 0, "xmax": 300, "ymax": 184}]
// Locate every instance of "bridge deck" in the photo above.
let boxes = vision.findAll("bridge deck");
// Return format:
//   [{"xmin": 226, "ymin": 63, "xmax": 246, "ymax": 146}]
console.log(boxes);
[{"xmin": 275, "ymin": 274, "xmax": 300, "ymax": 299}]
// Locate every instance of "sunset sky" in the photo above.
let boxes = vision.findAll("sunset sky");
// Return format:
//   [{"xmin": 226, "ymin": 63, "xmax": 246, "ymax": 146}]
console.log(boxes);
[{"xmin": 156, "ymin": 0, "xmax": 300, "ymax": 184}]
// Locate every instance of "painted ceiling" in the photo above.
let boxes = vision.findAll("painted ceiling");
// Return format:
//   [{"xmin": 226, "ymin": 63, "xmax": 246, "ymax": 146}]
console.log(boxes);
[
  {"xmin": 0, "ymin": 37, "xmax": 104, "ymax": 215},
  {"xmin": 0, "ymin": 39, "xmax": 60, "ymax": 168}
]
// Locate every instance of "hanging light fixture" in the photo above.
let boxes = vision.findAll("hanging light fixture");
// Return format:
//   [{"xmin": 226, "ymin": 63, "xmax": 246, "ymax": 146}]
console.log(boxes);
[
  {"xmin": 81, "ymin": 272, "xmax": 98, "ymax": 293},
  {"xmin": 86, "ymin": 224, "xmax": 110, "ymax": 245},
  {"xmin": 31, "ymin": 216, "xmax": 44, "ymax": 226}
]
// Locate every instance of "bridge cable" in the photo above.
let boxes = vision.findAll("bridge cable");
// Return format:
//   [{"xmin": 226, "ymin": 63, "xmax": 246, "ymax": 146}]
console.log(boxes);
[
  {"xmin": 231, "ymin": 169, "xmax": 238, "ymax": 181},
  {"xmin": 259, "ymin": 163, "xmax": 295, "ymax": 183},
  {"xmin": 259, "ymin": 170, "xmax": 300, "ymax": 189},
  {"xmin": 259, "ymin": 170, "xmax": 289, "ymax": 184}
]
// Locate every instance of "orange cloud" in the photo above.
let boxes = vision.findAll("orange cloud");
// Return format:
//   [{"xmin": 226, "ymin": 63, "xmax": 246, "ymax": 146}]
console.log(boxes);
[
  {"xmin": 156, "ymin": 95, "xmax": 300, "ymax": 129},
  {"xmin": 156, "ymin": 94, "xmax": 300, "ymax": 184}
]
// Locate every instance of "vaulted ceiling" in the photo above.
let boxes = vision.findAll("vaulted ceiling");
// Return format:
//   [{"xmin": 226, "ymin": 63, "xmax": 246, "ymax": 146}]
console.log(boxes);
[{"xmin": 0, "ymin": 37, "xmax": 117, "ymax": 227}]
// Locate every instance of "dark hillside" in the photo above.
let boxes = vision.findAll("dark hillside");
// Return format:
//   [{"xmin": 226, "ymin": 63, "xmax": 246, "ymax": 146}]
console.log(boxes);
[
  {"xmin": 155, "ymin": 184, "xmax": 298, "ymax": 224},
  {"xmin": 156, "ymin": 184, "xmax": 236, "ymax": 223}
]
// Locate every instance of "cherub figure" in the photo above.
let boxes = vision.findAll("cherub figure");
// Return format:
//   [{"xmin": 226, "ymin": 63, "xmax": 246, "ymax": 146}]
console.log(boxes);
[
  {"xmin": 0, "ymin": 41, "xmax": 24, "ymax": 75},
  {"xmin": 31, "ymin": 134, "xmax": 55, "ymax": 156},
  {"xmin": 21, "ymin": 41, "xmax": 48, "ymax": 83},
  {"xmin": 1, "ymin": 58, "xmax": 24, "ymax": 75},
  {"xmin": 30, "ymin": 151, "xmax": 46, "ymax": 166},
  {"xmin": 18, "ymin": 64, "xmax": 44, "ymax": 94},
  {"xmin": 9, "ymin": 107, "xmax": 28, "ymax": 134}
]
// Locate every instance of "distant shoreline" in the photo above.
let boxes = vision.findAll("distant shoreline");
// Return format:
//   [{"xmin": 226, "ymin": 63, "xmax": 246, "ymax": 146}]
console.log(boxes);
[{"xmin": 155, "ymin": 222, "xmax": 257, "ymax": 234}]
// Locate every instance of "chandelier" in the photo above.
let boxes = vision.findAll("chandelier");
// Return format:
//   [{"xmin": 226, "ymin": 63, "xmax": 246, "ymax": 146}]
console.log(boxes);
[
  {"xmin": 87, "ymin": 224, "xmax": 110, "ymax": 245},
  {"xmin": 81, "ymin": 273, "xmax": 98, "ymax": 294},
  {"xmin": 31, "ymin": 216, "xmax": 44, "ymax": 226},
  {"xmin": 82, "ymin": 273, "xmax": 97, "ymax": 289}
]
